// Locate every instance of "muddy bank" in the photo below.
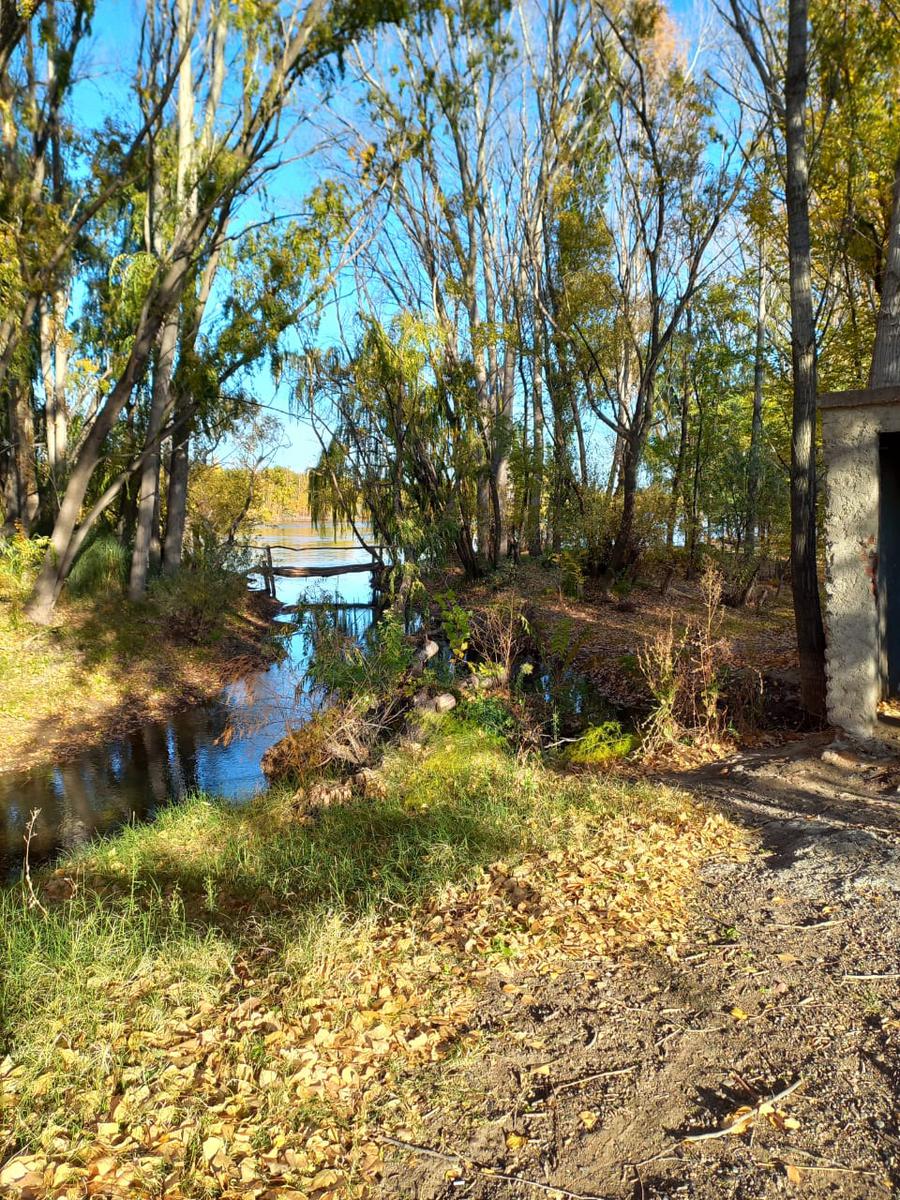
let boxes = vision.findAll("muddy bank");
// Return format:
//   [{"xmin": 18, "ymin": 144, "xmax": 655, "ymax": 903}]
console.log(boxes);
[{"xmin": 0, "ymin": 589, "xmax": 282, "ymax": 776}]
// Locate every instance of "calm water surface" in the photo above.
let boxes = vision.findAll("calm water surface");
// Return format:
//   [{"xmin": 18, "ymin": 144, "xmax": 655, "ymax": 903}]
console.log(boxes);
[{"xmin": 0, "ymin": 520, "xmax": 376, "ymax": 879}]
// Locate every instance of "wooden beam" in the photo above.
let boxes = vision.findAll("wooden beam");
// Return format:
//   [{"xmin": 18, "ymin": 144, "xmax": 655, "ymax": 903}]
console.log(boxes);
[
  {"xmin": 281, "ymin": 601, "xmax": 379, "ymax": 612},
  {"xmin": 268, "ymin": 562, "xmax": 381, "ymax": 578},
  {"xmin": 819, "ymin": 385, "xmax": 900, "ymax": 410}
]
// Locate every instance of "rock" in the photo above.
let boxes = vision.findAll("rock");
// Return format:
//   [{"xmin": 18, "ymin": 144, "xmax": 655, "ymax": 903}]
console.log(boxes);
[
  {"xmin": 412, "ymin": 638, "xmax": 441, "ymax": 674},
  {"xmin": 433, "ymin": 693, "xmax": 457, "ymax": 713},
  {"xmin": 466, "ymin": 666, "xmax": 509, "ymax": 692}
]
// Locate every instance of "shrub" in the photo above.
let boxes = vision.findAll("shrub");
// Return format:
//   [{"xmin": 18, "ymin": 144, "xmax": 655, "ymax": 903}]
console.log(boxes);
[
  {"xmin": 436, "ymin": 591, "xmax": 471, "ymax": 660},
  {"xmin": 0, "ymin": 531, "xmax": 49, "ymax": 612},
  {"xmin": 304, "ymin": 610, "xmax": 415, "ymax": 706},
  {"xmin": 67, "ymin": 534, "xmax": 129, "ymax": 598},
  {"xmin": 638, "ymin": 566, "xmax": 728, "ymax": 755},
  {"xmin": 469, "ymin": 593, "xmax": 530, "ymax": 679},
  {"xmin": 565, "ymin": 720, "xmax": 640, "ymax": 766},
  {"xmin": 559, "ymin": 550, "xmax": 584, "ymax": 599},
  {"xmin": 462, "ymin": 694, "xmax": 517, "ymax": 739},
  {"xmin": 150, "ymin": 552, "xmax": 246, "ymax": 643}
]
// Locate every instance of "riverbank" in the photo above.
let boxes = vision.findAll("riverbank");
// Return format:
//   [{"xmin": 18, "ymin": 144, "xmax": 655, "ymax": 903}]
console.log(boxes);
[
  {"xmin": 0, "ymin": 586, "xmax": 282, "ymax": 775},
  {"xmin": 0, "ymin": 710, "xmax": 740, "ymax": 1198}
]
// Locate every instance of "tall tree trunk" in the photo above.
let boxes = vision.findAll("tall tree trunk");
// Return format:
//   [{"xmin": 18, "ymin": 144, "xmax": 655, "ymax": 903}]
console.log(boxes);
[
  {"xmin": 668, "ymin": 370, "xmax": 689, "ymax": 551},
  {"xmin": 4, "ymin": 377, "xmax": 39, "ymax": 533},
  {"xmin": 39, "ymin": 288, "xmax": 69, "ymax": 505},
  {"xmin": 612, "ymin": 433, "xmax": 639, "ymax": 573},
  {"xmin": 527, "ymin": 357, "xmax": 544, "ymax": 556},
  {"xmin": 870, "ymin": 150, "xmax": 900, "ymax": 387},
  {"xmin": 129, "ymin": 307, "xmax": 179, "ymax": 599},
  {"xmin": 550, "ymin": 389, "xmax": 567, "ymax": 553},
  {"xmin": 784, "ymin": 0, "xmax": 826, "ymax": 718},
  {"xmin": 747, "ymin": 240, "xmax": 767, "ymax": 555},
  {"xmin": 162, "ymin": 392, "xmax": 191, "ymax": 574},
  {"xmin": 570, "ymin": 394, "xmax": 588, "ymax": 490}
]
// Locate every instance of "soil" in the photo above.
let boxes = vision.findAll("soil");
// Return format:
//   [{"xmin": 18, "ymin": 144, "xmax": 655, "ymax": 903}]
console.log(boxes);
[
  {"xmin": 0, "ymin": 589, "xmax": 282, "ymax": 774},
  {"xmin": 380, "ymin": 735, "xmax": 900, "ymax": 1199},
  {"xmin": 431, "ymin": 561, "xmax": 807, "ymax": 735}
]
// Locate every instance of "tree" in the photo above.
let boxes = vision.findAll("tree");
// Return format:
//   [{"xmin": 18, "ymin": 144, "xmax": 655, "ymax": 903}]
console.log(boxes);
[
  {"xmin": 728, "ymin": 0, "xmax": 827, "ymax": 716},
  {"xmin": 555, "ymin": 2, "xmax": 747, "ymax": 572},
  {"xmin": 25, "ymin": 0, "xmax": 404, "ymax": 622}
]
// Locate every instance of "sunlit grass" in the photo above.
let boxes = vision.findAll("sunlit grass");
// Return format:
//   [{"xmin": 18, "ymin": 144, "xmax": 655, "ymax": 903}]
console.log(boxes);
[{"xmin": 0, "ymin": 713, "xmax": 741, "ymax": 1194}]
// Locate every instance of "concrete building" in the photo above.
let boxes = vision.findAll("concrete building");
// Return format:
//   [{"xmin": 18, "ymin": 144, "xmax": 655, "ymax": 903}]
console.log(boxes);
[{"xmin": 821, "ymin": 385, "xmax": 900, "ymax": 739}]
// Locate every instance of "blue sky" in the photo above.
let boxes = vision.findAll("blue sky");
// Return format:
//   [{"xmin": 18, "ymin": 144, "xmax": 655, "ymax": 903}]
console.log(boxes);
[{"xmin": 72, "ymin": 0, "xmax": 717, "ymax": 478}]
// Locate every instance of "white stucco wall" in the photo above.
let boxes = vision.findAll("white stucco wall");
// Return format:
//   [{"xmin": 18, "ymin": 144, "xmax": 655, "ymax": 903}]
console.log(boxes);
[{"xmin": 822, "ymin": 396, "xmax": 900, "ymax": 738}]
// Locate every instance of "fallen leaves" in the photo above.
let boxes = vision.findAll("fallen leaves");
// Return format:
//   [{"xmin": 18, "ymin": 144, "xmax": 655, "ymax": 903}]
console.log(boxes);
[
  {"xmin": 0, "ymin": 772, "xmax": 741, "ymax": 1199},
  {"xmin": 684, "ymin": 1079, "xmax": 805, "ymax": 1144}
]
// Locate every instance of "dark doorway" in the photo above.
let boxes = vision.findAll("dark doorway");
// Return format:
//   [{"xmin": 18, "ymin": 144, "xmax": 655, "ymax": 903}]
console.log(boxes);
[{"xmin": 879, "ymin": 432, "xmax": 900, "ymax": 697}]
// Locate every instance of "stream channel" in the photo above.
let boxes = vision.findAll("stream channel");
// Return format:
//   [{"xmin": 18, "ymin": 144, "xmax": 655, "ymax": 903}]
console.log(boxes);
[{"xmin": 0, "ymin": 520, "xmax": 377, "ymax": 879}]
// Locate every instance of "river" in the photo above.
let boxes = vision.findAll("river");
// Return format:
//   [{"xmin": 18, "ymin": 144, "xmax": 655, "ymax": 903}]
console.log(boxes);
[{"xmin": 0, "ymin": 520, "xmax": 377, "ymax": 880}]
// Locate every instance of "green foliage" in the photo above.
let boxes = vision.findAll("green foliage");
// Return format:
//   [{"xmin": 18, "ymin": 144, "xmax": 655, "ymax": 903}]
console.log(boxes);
[
  {"xmin": 559, "ymin": 551, "xmax": 584, "ymax": 599},
  {"xmin": 565, "ymin": 721, "xmax": 639, "ymax": 766},
  {"xmin": 461, "ymin": 694, "xmax": 517, "ymax": 740},
  {"xmin": 0, "ymin": 533, "xmax": 50, "ymax": 612},
  {"xmin": 304, "ymin": 611, "xmax": 415, "ymax": 705},
  {"xmin": 149, "ymin": 549, "xmax": 247, "ymax": 643},
  {"xmin": 187, "ymin": 464, "xmax": 309, "ymax": 541},
  {"xmin": 436, "ymin": 591, "xmax": 471, "ymax": 660},
  {"xmin": 67, "ymin": 535, "xmax": 129, "ymax": 599}
]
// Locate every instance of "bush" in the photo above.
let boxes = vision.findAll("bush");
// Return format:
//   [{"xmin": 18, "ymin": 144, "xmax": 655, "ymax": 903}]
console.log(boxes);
[
  {"xmin": 565, "ymin": 720, "xmax": 640, "ymax": 766},
  {"xmin": 150, "ymin": 554, "xmax": 246, "ymax": 643},
  {"xmin": 67, "ymin": 534, "xmax": 129, "ymax": 599},
  {"xmin": 638, "ymin": 566, "xmax": 728, "ymax": 755},
  {"xmin": 0, "ymin": 532, "xmax": 49, "ymax": 612},
  {"xmin": 462, "ymin": 694, "xmax": 518, "ymax": 739}
]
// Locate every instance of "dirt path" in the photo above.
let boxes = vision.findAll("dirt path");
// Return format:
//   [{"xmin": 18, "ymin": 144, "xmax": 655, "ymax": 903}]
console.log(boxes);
[{"xmin": 381, "ymin": 737, "xmax": 900, "ymax": 1199}]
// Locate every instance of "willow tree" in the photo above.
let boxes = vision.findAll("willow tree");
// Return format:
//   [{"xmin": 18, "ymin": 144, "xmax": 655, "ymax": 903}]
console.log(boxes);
[{"xmin": 305, "ymin": 316, "xmax": 484, "ymax": 578}]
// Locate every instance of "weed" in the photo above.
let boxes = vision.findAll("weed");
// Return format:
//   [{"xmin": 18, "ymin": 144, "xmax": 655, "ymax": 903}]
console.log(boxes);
[
  {"xmin": 565, "ymin": 720, "xmax": 640, "ymax": 766},
  {"xmin": 638, "ymin": 565, "xmax": 729, "ymax": 758}
]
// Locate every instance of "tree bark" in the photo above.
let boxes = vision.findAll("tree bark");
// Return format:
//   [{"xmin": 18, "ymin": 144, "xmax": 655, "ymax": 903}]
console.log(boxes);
[
  {"xmin": 527, "ymin": 355, "xmax": 544, "ymax": 556},
  {"xmin": 129, "ymin": 305, "xmax": 179, "ymax": 599},
  {"xmin": 162, "ymin": 393, "xmax": 190, "ymax": 574},
  {"xmin": 3, "ymin": 376, "xmax": 39, "ymax": 532},
  {"xmin": 747, "ymin": 239, "xmax": 767, "ymax": 554},
  {"xmin": 784, "ymin": 0, "xmax": 826, "ymax": 717},
  {"xmin": 870, "ymin": 150, "xmax": 900, "ymax": 387}
]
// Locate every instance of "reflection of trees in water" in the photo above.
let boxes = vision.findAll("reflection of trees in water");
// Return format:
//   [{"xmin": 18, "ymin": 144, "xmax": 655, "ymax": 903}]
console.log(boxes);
[
  {"xmin": 57, "ymin": 764, "xmax": 94, "ymax": 854},
  {"xmin": 1, "ymin": 547, "xmax": 379, "ymax": 877}
]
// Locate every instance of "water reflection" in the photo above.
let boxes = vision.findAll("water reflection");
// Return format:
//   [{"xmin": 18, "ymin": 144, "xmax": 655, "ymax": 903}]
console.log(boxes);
[{"xmin": 0, "ymin": 521, "xmax": 376, "ymax": 879}]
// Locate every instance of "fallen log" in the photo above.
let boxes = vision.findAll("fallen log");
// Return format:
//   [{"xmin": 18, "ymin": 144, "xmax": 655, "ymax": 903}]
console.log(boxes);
[{"xmin": 267, "ymin": 562, "xmax": 381, "ymax": 579}]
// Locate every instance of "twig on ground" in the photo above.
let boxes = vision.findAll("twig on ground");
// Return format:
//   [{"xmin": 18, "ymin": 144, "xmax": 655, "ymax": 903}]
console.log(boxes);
[
  {"xmin": 22, "ymin": 809, "xmax": 47, "ymax": 917},
  {"xmin": 380, "ymin": 1136, "xmax": 612, "ymax": 1199},
  {"xmin": 841, "ymin": 972, "xmax": 900, "ymax": 981},
  {"xmin": 682, "ymin": 1078, "xmax": 805, "ymax": 1143},
  {"xmin": 553, "ymin": 1065, "xmax": 637, "ymax": 1092}
]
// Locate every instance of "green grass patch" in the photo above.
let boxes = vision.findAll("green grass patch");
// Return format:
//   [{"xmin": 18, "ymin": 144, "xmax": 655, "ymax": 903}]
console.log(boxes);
[{"xmin": 0, "ymin": 714, "xmax": 738, "ymax": 1195}]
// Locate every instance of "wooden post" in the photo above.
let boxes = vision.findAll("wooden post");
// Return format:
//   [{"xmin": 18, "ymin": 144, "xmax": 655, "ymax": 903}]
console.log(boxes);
[{"xmin": 265, "ymin": 545, "xmax": 275, "ymax": 597}]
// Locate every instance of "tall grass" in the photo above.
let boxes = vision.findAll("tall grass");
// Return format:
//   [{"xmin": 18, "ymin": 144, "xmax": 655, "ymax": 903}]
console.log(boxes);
[{"xmin": 66, "ymin": 534, "xmax": 129, "ymax": 598}]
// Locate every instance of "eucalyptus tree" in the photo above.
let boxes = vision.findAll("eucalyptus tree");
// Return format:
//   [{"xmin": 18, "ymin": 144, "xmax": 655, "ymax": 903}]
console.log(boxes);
[
  {"xmin": 554, "ymin": 2, "xmax": 748, "ymax": 572},
  {"xmin": 332, "ymin": 0, "xmax": 593, "ymax": 569},
  {"xmin": 25, "ymin": 0, "xmax": 405, "ymax": 622}
]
